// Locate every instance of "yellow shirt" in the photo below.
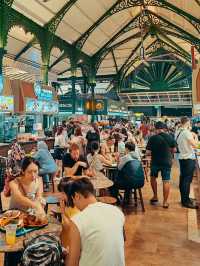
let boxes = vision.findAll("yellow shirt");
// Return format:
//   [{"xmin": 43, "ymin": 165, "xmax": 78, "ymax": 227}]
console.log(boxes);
[
  {"xmin": 65, "ymin": 206, "xmax": 79, "ymax": 218},
  {"xmin": 62, "ymin": 206, "xmax": 80, "ymax": 248}
]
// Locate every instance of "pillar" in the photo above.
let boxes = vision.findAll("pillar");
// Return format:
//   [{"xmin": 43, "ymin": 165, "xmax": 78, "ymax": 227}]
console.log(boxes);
[
  {"xmin": 41, "ymin": 64, "xmax": 49, "ymax": 85},
  {"xmin": 156, "ymin": 105, "xmax": 161, "ymax": 118},
  {"xmin": 0, "ymin": 48, "xmax": 6, "ymax": 75},
  {"xmin": 83, "ymin": 77, "xmax": 87, "ymax": 94},
  {"xmin": 90, "ymin": 83, "xmax": 96, "ymax": 122},
  {"xmin": 71, "ymin": 75, "xmax": 76, "ymax": 114}
]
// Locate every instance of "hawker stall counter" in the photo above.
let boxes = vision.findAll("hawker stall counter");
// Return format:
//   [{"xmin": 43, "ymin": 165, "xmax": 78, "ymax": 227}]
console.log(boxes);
[{"xmin": 0, "ymin": 138, "xmax": 54, "ymax": 157}]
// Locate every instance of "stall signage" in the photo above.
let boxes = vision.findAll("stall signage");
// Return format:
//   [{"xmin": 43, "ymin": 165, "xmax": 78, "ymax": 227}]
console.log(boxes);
[
  {"xmin": 34, "ymin": 82, "xmax": 53, "ymax": 101},
  {"xmin": 0, "ymin": 96, "xmax": 14, "ymax": 112},
  {"xmin": 26, "ymin": 98, "xmax": 58, "ymax": 114},
  {"xmin": 84, "ymin": 99, "xmax": 107, "ymax": 115},
  {"xmin": 59, "ymin": 97, "xmax": 82, "ymax": 112}
]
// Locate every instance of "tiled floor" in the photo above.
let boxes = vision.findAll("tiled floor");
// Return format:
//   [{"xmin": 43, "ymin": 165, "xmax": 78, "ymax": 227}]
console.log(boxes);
[{"xmin": 1, "ymin": 164, "xmax": 200, "ymax": 266}]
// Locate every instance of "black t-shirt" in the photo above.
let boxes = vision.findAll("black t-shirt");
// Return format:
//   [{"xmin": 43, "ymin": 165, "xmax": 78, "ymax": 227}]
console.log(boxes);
[
  {"xmin": 62, "ymin": 153, "xmax": 87, "ymax": 176},
  {"xmin": 146, "ymin": 132, "xmax": 176, "ymax": 167}
]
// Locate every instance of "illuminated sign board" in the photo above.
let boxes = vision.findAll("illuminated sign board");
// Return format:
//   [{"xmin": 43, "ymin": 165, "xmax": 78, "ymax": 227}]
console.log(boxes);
[
  {"xmin": 0, "ymin": 96, "xmax": 14, "ymax": 112},
  {"xmin": 84, "ymin": 99, "xmax": 107, "ymax": 115},
  {"xmin": 26, "ymin": 98, "xmax": 58, "ymax": 114},
  {"xmin": 34, "ymin": 82, "xmax": 53, "ymax": 101}
]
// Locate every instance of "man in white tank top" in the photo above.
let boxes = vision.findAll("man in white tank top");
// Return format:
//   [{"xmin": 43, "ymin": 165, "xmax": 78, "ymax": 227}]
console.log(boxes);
[{"xmin": 62, "ymin": 177, "xmax": 125, "ymax": 266}]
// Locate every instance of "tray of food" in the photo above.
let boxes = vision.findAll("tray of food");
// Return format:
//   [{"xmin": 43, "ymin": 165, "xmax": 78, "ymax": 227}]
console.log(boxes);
[
  {"xmin": 0, "ymin": 210, "xmax": 48, "ymax": 232},
  {"xmin": 23, "ymin": 214, "xmax": 48, "ymax": 228}
]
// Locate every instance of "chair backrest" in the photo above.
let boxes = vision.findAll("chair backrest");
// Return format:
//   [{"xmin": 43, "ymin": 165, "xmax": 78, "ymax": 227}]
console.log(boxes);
[{"xmin": 119, "ymin": 160, "xmax": 145, "ymax": 188}]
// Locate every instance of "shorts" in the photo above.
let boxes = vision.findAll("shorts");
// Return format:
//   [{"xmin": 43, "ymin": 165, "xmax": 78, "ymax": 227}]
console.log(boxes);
[{"xmin": 150, "ymin": 165, "xmax": 171, "ymax": 181}]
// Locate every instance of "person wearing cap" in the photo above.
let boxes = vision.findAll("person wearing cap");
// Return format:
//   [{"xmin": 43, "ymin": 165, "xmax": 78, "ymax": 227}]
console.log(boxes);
[{"xmin": 146, "ymin": 121, "xmax": 176, "ymax": 208}]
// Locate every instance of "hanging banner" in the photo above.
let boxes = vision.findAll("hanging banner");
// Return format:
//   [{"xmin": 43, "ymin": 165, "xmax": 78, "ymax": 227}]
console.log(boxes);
[{"xmin": 192, "ymin": 59, "xmax": 200, "ymax": 115}]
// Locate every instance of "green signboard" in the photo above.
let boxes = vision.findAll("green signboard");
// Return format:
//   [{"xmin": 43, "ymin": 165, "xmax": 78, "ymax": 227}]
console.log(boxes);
[{"xmin": 58, "ymin": 96, "xmax": 83, "ymax": 113}]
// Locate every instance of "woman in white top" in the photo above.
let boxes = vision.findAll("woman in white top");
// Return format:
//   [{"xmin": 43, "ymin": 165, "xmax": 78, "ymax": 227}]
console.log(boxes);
[
  {"xmin": 69, "ymin": 127, "xmax": 86, "ymax": 157},
  {"xmin": 54, "ymin": 126, "xmax": 67, "ymax": 176},
  {"xmin": 87, "ymin": 142, "xmax": 112, "ymax": 178},
  {"xmin": 9, "ymin": 157, "xmax": 46, "ymax": 219}
]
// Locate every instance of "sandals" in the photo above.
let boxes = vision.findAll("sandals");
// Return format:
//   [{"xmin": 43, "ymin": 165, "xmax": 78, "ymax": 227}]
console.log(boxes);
[
  {"xmin": 150, "ymin": 198, "xmax": 158, "ymax": 205},
  {"xmin": 163, "ymin": 203, "xmax": 169, "ymax": 209}
]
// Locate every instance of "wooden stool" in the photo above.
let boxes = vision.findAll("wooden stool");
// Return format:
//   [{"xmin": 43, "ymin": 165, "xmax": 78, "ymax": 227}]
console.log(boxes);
[
  {"xmin": 98, "ymin": 196, "xmax": 117, "ymax": 205},
  {"xmin": 122, "ymin": 188, "xmax": 145, "ymax": 212},
  {"xmin": 142, "ymin": 158, "xmax": 149, "ymax": 182}
]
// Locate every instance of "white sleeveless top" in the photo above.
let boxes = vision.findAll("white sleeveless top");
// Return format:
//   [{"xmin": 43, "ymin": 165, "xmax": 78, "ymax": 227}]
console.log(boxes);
[{"xmin": 72, "ymin": 202, "xmax": 125, "ymax": 266}]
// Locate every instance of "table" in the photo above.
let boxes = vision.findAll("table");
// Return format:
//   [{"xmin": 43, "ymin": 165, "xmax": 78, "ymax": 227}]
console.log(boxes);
[
  {"xmin": 103, "ymin": 164, "xmax": 118, "ymax": 181},
  {"xmin": 90, "ymin": 178, "xmax": 113, "ymax": 190},
  {"xmin": 0, "ymin": 216, "xmax": 62, "ymax": 266}
]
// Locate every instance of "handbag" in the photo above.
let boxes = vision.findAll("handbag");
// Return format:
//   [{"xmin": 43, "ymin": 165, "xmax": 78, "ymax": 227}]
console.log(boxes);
[{"xmin": 175, "ymin": 130, "xmax": 184, "ymax": 154}]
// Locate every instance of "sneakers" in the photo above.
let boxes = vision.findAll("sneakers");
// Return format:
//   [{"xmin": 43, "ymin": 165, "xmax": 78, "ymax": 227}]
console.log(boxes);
[{"xmin": 182, "ymin": 201, "xmax": 199, "ymax": 209}]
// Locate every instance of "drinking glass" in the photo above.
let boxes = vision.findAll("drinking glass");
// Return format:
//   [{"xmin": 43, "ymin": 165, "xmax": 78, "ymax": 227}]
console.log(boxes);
[{"xmin": 5, "ymin": 224, "xmax": 17, "ymax": 245}]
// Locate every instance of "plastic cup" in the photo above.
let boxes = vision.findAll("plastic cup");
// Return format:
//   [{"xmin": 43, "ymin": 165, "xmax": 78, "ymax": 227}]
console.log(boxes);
[{"xmin": 5, "ymin": 224, "xmax": 17, "ymax": 245}]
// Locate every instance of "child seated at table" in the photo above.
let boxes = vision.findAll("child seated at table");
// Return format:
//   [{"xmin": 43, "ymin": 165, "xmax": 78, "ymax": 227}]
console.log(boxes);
[{"xmin": 57, "ymin": 177, "xmax": 80, "ymax": 248}]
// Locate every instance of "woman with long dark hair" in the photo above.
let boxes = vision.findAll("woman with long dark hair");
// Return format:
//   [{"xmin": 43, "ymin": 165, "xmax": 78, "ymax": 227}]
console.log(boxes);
[{"xmin": 9, "ymin": 156, "xmax": 46, "ymax": 218}]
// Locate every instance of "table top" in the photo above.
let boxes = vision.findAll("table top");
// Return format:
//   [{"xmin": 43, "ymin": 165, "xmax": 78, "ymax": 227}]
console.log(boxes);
[
  {"xmin": 103, "ymin": 163, "xmax": 118, "ymax": 169},
  {"xmin": 91, "ymin": 178, "xmax": 113, "ymax": 189},
  {"xmin": 0, "ymin": 216, "xmax": 62, "ymax": 253}
]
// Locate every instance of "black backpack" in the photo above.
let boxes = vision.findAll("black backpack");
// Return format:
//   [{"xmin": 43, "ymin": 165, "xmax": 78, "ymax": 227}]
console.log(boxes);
[{"xmin": 21, "ymin": 234, "xmax": 64, "ymax": 266}]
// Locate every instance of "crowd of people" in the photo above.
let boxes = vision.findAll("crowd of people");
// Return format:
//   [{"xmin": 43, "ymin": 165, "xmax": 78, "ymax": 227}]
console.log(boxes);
[{"xmin": 2, "ymin": 115, "xmax": 199, "ymax": 265}]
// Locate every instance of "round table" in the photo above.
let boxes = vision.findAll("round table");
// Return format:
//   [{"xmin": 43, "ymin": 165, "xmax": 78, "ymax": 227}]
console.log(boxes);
[
  {"xmin": 0, "ymin": 216, "xmax": 62, "ymax": 266},
  {"xmin": 90, "ymin": 178, "xmax": 113, "ymax": 190},
  {"xmin": 103, "ymin": 163, "xmax": 118, "ymax": 181}
]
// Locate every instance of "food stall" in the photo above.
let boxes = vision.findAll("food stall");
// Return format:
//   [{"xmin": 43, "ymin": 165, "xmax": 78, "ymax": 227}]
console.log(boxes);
[
  {"xmin": 0, "ymin": 79, "xmax": 58, "ymax": 156},
  {"xmin": 0, "ymin": 77, "xmax": 17, "ymax": 143}
]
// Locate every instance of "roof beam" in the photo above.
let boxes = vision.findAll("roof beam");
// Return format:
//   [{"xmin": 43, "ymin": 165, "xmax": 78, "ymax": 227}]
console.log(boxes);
[
  {"xmin": 14, "ymin": 39, "xmax": 37, "ymax": 60},
  {"xmin": 119, "ymin": 32, "xmax": 150, "ymax": 75},
  {"xmin": 74, "ymin": 0, "xmax": 200, "ymax": 50},
  {"xmin": 58, "ymin": 67, "xmax": 72, "ymax": 76},
  {"xmin": 49, "ymin": 52, "xmax": 67, "ymax": 69},
  {"xmin": 94, "ymin": 12, "xmax": 141, "ymax": 58},
  {"xmin": 14, "ymin": 0, "xmax": 78, "ymax": 60},
  {"xmin": 157, "ymin": 31, "xmax": 191, "ymax": 59},
  {"xmin": 111, "ymin": 50, "xmax": 118, "ymax": 73},
  {"xmin": 149, "ymin": 10, "xmax": 200, "ymax": 46},
  {"xmin": 122, "ymin": 38, "xmax": 191, "ymax": 80},
  {"xmin": 95, "ymin": 9, "xmax": 199, "ymax": 72},
  {"xmin": 45, "ymin": 0, "xmax": 78, "ymax": 33},
  {"xmin": 58, "ymin": 74, "xmax": 116, "ymax": 82},
  {"xmin": 95, "ymin": 32, "xmax": 141, "ymax": 73}
]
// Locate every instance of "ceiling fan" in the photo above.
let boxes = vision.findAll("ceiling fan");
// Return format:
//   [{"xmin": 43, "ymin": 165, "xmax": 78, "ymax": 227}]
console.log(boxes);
[{"xmin": 139, "ymin": 6, "xmax": 178, "ymax": 63}]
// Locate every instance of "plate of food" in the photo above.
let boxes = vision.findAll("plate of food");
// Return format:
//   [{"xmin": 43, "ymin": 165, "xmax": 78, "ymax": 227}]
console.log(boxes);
[
  {"xmin": 23, "ymin": 214, "xmax": 48, "ymax": 228},
  {"xmin": 0, "ymin": 212, "xmax": 24, "ymax": 231},
  {"xmin": 2, "ymin": 210, "xmax": 21, "ymax": 219}
]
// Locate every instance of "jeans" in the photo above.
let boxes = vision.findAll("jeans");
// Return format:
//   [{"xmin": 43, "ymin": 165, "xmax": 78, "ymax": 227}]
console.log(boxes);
[{"xmin": 179, "ymin": 159, "xmax": 196, "ymax": 204}]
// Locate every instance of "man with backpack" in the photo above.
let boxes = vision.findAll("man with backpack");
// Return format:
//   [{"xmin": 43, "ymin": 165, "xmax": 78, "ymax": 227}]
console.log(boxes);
[
  {"xmin": 175, "ymin": 117, "xmax": 199, "ymax": 209},
  {"xmin": 146, "ymin": 121, "xmax": 176, "ymax": 208}
]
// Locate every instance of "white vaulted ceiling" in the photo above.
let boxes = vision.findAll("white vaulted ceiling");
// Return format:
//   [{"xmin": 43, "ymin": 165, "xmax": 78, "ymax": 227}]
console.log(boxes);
[{"xmin": 3, "ymin": 0, "xmax": 200, "ymax": 82}]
